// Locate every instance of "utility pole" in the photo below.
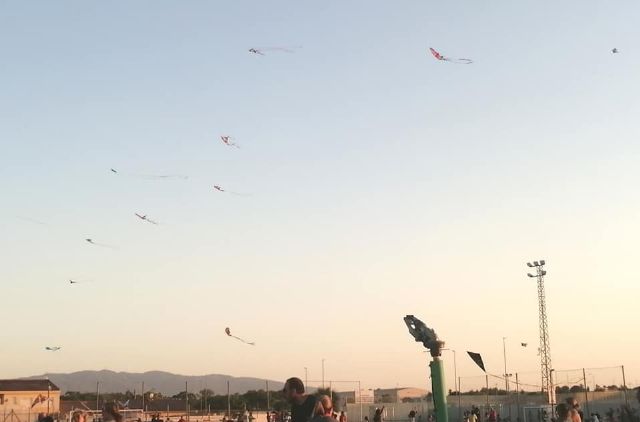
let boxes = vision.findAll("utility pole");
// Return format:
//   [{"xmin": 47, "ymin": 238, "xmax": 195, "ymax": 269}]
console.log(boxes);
[
  {"xmin": 526, "ymin": 260, "xmax": 554, "ymax": 405},
  {"xmin": 304, "ymin": 368, "xmax": 308, "ymax": 388},
  {"xmin": 142, "ymin": 382, "xmax": 145, "ymax": 422},
  {"xmin": 503, "ymin": 338, "xmax": 512, "ymax": 422},
  {"xmin": 227, "ymin": 381, "xmax": 231, "ymax": 419},
  {"xmin": 322, "ymin": 359, "xmax": 325, "ymax": 389},
  {"xmin": 96, "ymin": 381, "xmax": 100, "ymax": 411},
  {"xmin": 266, "ymin": 381, "xmax": 270, "ymax": 410}
]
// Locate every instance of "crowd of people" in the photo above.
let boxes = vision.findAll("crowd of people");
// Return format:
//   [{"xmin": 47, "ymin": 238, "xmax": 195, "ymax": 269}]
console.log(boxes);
[{"xmin": 64, "ymin": 382, "xmax": 639, "ymax": 422}]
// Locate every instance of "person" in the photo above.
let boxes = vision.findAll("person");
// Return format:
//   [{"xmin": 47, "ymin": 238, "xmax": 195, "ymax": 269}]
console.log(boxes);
[
  {"xmin": 566, "ymin": 398, "xmax": 583, "ymax": 422},
  {"xmin": 373, "ymin": 408, "xmax": 385, "ymax": 422},
  {"xmin": 103, "ymin": 403, "xmax": 123, "ymax": 422},
  {"xmin": 339, "ymin": 412, "xmax": 347, "ymax": 422},
  {"xmin": 409, "ymin": 411, "xmax": 416, "ymax": 422},
  {"xmin": 591, "ymin": 414, "xmax": 600, "ymax": 422},
  {"xmin": 72, "ymin": 411, "xmax": 87, "ymax": 422},
  {"xmin": 556, "ymin": 404, "xmax": 572, "ymax": 422},
  {"xmin": 489, "ymin": 409, "xmax": 497, "ymax": 422},
  {"xmin": 311, "ymin": 395, "xmax": 338, "ymax": 422},
  {"xmin": 268, "ymin": 413, "xmax": 272, "ymax": 422},
  {"xmin": 468, "ymin": 411, "xmax": 478, "ymax": 422},
  {"xmin": 284, "ymin": 377, "xmax": 317, "ymax": 422},
  {"xmin": 364, "ymin": 417, "xmax": 369, "ymax": 422}
]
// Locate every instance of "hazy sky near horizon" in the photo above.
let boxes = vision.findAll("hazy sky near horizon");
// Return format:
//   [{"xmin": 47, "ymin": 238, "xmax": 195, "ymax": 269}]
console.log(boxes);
[{"xmin": 1, "ymin": 1, "xmax": 640, "ymax": 392}]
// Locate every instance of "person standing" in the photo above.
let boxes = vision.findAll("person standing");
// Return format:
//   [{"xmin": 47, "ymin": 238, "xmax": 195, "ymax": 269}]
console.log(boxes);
[
  {"xmin": 373, "ymin": 408, "xmax": 385, "ymax": 422},
  {"xmin": 311, "ymin": 395, "xmax": 338, "ymax": 422},
  {"xmin": 339, "ymin": 412, "xmax": 347, "ymax": 422},
  {"xmin": 284, "ymin": 378, "xmax": 317, "ymax": 422},
  {"xmin": 103, "ymin": 403, "xmax": 124, "ymax": 422}
]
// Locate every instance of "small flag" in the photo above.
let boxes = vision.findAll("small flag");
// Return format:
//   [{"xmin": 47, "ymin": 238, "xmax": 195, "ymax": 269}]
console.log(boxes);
[{"xmin": 467, "ymin": 351, "xmax": 486, "ymax": 372}]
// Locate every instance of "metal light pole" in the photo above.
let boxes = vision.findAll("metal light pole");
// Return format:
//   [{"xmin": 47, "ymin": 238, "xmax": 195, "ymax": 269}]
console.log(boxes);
[
  {"xmin": 96, "ymin": 381, "xmax": 100, "ymax": 411},
  {"xmin": 443, "ymin": 349, "xmax": 459, "ymax": 422},
  {"xmin": 502, "ymin": 338, "xmax": 513, "ymax": 422},
  {"xmin": 304, "ymin": 368, "xmax": 308, "ymax": 388},
  {"xmin": 502, "ymin": 338, "xmax": 509, "ymax": 393},
  {"xmin": 322, "ymin": 359, "xmax": 325, "ymax": 389},
  {"xmin": 358, "ymin": 381, "xmax": 363, "ymax": 422},
  {"xmin": 227, "ymin": 381, "xmax": 231, "ymax": 419},
  {"xmin": 186, "ymin": 381, "xmax": 189, "ymax": 422},
  {"xmin": 266, "ymin": 380, "xmax": 270, "ymax": 410},
  {"xmin": 526, "ymin": 260, "xmax": 554, "ymax": 405}
]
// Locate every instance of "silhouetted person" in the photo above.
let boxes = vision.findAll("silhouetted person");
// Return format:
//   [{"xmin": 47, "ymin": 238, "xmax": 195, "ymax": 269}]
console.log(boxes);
[
  {"xmin": 103, "ymin": 403, "xmax": 123, "ymax": 422},
  {"xmin": 284, "ymin": 377, "xmax": 317, "ymax": 422}
]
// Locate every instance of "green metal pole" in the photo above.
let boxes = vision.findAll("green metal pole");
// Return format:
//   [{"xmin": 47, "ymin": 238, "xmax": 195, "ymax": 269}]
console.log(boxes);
[{"xmin": 430, "ymin": 357, "xmax": 448, "ymax": 422}]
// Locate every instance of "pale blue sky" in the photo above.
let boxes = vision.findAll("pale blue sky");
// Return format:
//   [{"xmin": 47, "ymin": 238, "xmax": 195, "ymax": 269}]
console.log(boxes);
[{"xmin": 1, "ymin": 1, "xmax": 640, "ymax": 391}]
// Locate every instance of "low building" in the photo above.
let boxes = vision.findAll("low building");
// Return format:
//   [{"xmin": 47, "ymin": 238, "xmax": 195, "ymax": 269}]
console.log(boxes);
[
  {"xmin": 373, "ymin": 388, "xmax": 428, "ymax": 403},
  {"xmin": 337, "ymin": 390, "xmax": 375, "ymax": 404},
  {"xmin": 0, "ymin": 380, "xmax": 61, "ymax": 422}
]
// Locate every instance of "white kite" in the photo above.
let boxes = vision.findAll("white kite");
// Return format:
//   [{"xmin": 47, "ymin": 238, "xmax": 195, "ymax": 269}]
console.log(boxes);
[{"xmin": 225, "ymin": 327, "xmax": 255, "ymax": 346}]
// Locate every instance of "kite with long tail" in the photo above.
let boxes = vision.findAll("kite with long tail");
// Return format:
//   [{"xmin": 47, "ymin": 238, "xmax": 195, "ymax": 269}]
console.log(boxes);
[
  {"xmin": 69, "ymin": 279, "xmax": 93, "ymax": 285},
  {"xmin": 225, "ymin": 327, "xmax": 255, "ymax": 346},
  {"xmin": 213, "ymin": 185, "xmax": 250, "ymax": 196},
  {"xmin": 249, "ymin": 46, "xmax": 301, "ymax": 56},
  {"xmin": 110, "ymin": 168, "xmax": 188, "ymax": 180},
  {"xmin": 135, "ymin": 213, "xmax": 158, "ymax": 225},
  {"xmin": 220, "ymin": 136, "xmax": 240, "ymax": 149},
  {"xmin": 85, "ymin": 238, "xmax": 117, "ymax": 249},
  {"xmin": 429, "ymin": 47, "xmax": 473, "ymax": 64}
]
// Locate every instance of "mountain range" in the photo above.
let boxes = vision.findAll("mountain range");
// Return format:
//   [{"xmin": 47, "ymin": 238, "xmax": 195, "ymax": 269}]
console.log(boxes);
[{"xmin": 22, "ymin": 370, "xmax": 285, "ymax": 395}]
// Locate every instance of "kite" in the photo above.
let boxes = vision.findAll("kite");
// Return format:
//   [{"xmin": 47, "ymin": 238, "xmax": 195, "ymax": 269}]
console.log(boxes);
[
  {"xmin": 32, "ymin": 394, "xmax": 49, "ymax": 407},
  {"xmin": 225, "ymin": 327, "xmax": 255, "ymax": 346},
  {"xmin": 69, "ymin": 279, "xmax": 93, "ymax": 285},
  {"xmin": 85, "ymin": 238, "xmax": 116, "ymax": 249},
  {"xmin": 521, "ymin": 342, "xmax": 528, "ymax": 347},
  {"xmin": 429, "ymin": 47, "xmax": 473, "ymax": 64},
  {"xmin": 220, "ymin": 135, "xmax": 240, "ymax": 149},
  {"xmin": 16, "ymin": 216, "xmax": 48, "ymax": 226},
  {"xmin": 45, "ymin": 347, "xmax": 61, "ymax": 351},
  {"xmin": 110, "ymin": 168, "xmax": 188, "ymax": 180},
  {"xmin": 213, "ymin": 185, "xmax": 250, "ymax": 196},
  {"xmin": 249, "ymin": 46, "xmax": 301, "ymax": 55},
  {"xmin": 612, "ymin": 48, "xmax": 619, "ymax": 54},
  {"xmin": 135, "ymin": 213, "xmax": 158, "ymax": 225},
  {"xmin": 467, "ymin": 351, "xmax": 486, "ymax": 372}
]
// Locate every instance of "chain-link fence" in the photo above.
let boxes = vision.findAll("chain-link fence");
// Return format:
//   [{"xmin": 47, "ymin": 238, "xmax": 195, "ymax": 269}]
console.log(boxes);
[{"xmin": 452, "ymin": 366, "xmax": 636, "ymax": 422}]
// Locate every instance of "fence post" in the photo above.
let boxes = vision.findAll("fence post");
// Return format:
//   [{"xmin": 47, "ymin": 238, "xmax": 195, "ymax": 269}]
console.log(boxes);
[
  {"xmin": 485, "ymin": 375, "xmax": 489, "ymax": 422},
  {"xmin": 621, "ymin": 366, "xmax": 629, "ymax": 407},
  {"xmin": 515, "ymin": 374, "xmax": 520, "ymax": 422},
  {"xmin": 458, "ymin": 377, "xmax": 462, "ymax": 422},
  {"xmin": 582, "ymin": 369, "xmax": 590, "ymax": 417}
]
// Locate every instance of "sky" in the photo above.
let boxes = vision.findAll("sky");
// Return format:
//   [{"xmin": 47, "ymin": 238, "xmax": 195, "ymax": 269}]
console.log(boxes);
[{"xmin": 1, "ymin": 0, "xmax": 640, "ymax": 393}]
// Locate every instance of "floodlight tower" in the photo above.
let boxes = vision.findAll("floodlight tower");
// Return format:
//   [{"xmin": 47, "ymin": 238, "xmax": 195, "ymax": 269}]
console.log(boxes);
[{"xmin": 526, "ymin": 260, "xmax": 554, "ymax": 405}]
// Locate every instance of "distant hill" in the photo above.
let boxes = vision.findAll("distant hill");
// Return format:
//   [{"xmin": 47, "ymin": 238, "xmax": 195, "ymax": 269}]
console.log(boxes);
[{"xmin": 22, "ymin": 370, "xmax": 284, "ymax": 395}]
